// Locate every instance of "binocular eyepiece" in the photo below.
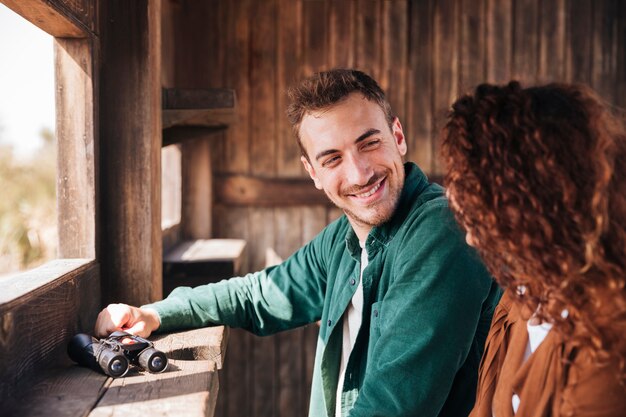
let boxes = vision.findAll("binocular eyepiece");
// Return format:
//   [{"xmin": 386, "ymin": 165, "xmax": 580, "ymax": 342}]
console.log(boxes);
[{"xmin": 68, "ymin": 331, "xmax": 168, "ymax": 378}]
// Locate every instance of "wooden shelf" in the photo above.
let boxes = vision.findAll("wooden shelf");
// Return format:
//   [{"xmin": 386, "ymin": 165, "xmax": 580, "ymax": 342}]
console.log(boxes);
[
  {"xmin": 163, "ymin": 239, "xmax": 246, "ymax": 295},
  {"xmin": 161, "ymin": 88, "xmax": 237, "ymax": 131}
]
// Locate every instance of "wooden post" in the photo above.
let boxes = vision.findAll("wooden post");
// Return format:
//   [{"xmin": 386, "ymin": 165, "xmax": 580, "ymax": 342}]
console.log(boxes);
[
  {"xmin": 181, "ymin": 139, "xmax": 212, "ymax": 239},
  {"xmin": 55, "ymin": 38, "xmax": 96, "ymax": 259},
  {"xmin": 99, "ymin": 0, "xmax": 162, "ymax": 305}
]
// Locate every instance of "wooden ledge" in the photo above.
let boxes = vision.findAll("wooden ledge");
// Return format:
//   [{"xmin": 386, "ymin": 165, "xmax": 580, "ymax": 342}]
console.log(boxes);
[
  {"xmin": 163, "ymin": 239, "xmax": 246, "ymax": 295},
  {"xmin": 162, "ymin": 88, "xmax": 237, "ymax": 130},
  {"xmin": 3, "ymin": 326, "xmax": 229, "ymax": 417}
]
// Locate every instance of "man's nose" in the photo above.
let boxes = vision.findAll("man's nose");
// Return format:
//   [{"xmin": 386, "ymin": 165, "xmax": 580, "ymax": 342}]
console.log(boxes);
[{"xmin": 344, "ymin": 154, "xmax": 372, "ymax": 186}]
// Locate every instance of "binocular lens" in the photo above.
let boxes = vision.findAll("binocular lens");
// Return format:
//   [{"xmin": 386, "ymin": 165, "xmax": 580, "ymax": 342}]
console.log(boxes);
[
  {"xmin": 99, "ymin": 350, "xmax": 129, "ymax": 378},
  {"xmin": 138, "ymin": 348, "xmax": 168, "ymax": 373}
]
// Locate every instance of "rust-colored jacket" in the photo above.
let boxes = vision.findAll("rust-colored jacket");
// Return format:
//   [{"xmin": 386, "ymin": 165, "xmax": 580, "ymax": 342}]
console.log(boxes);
[{"xmin": 470, "ymin": 290, "xmax": 626, "ymax": 417}]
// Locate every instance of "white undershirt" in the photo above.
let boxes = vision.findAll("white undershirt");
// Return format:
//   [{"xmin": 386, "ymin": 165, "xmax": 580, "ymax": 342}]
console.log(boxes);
[
  {"xmin": 510, "ymin": 319, "xmax": 553, "ymax": 414},
  {"xmin": 336, "ymin": 243, "xmax": 367, "ymax": 417}
]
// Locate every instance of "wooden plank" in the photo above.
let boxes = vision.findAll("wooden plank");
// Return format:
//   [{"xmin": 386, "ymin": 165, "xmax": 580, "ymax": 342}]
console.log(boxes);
[
  {"xmin": 300, "ymin": 206, "xmax": 326, "ymax": 411},
  {"xmin": 328, "ymin": 0, "xmax": 355, "ymax": 68},
  {"xmin": 163, "ymin": 239, "xmax": 246, "ymax": 290},
  {"xmin": 459, "ymin": 0, "xmax": 486, "ymax": 91},
  {"xmin": 55, "ymin": 38, "xmax": 96, "ymax": 259},
  {"xmin": 407, "ymin": 0, "xmax": 434, "ymax": 173},
  {"xmin": 0, "ymin": 0, "xmax": 89, "ymax": 37},
  {"xmin": 432, "ymin": 0, "xmax": 459, "ymax": 175},
  {"xmin": 355, "ymin": 0, "xmax": 383, "ymax": 79},
  {"xmin": 303, "ymin": 0, "xmax": 329, "ymax": 74},
  {"xmin": 212, "ymin": 205, "xmax": 251, "ymax": 417},
  {"xmin": 512, "ymin": 0, "xmax": 539, "ymax": 83},
  {"xmin": 99, "ymin": 0, "xmax": 162, "ymax": 305},
  {"xmin": 162, "ymin": 88, "xmax": 236, "ymax": 110},
  {"xmin": 215, "ymin": 174, "xmax": 331, "ymax": 207},
  {"xmin": 0, "ymin": 261, "xmax": 100, "ymax": 405},
  {"xmin": 565, "ymin": 0, "xmax": 593, "ymax": 83},
  {"xmin": 250, "ymin": 0, "xmax": 278, "ymax": 177},
  {"xmin": 162, "ymin": 108, "xmax": 237, "ymax": 130},
  {"xmin": 591, "ymin": 0, "xmax": 620, "ymax": 103},
  {"xmin": 221, "ymin": 0, "xmax": 252, "ymax": 175},
  {"xmin": 152, "ymin": 326, "xmax": 229, "ymax": 370},
  {"xmin": 90, "ymin": 359, "xmax": 218, "ymax": 417},
  {"xmin": 381, "ymin": 1, "xmax": 409, "ymax": 129},
  {"xmin": 274, "ymin": 208, "xmax": 305, "ymax": 417},
  {"xmin": 249, "ymin": 208, "xmax": 276, "ymax": 417},
  {"xmin": 538, "ymin": 0, "xmax": 566, "ymax": 82},
  {"xmin": 617, "ymin": 0, "xmax": 626, "ymax": 109},
  {"xmin": 3, "ymin": 365, "xmax": 108, "ymax": 417},
  {"xmin": 164, "ymin": 239, "xmax": 246, "ymax": 266},
  {"xmin": 485, "ymin": 0, "xmax": 512, "ymax": 83},
  {"xmin": 181, "ymin": 139, "xmax": 212, "ymax": 239},
  {"xmin": 276, "ymin": 0, "xmax": 304, "ymax": 178},
  {"xmin": 0, "ymin": 259, "xmax": 94, "ymax": 305}
]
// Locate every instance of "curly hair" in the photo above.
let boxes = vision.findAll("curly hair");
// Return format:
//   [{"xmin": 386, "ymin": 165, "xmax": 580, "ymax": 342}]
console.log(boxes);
[{"xmin": 441, "ymin": 81, "xmax": 626, "ymax": 378}]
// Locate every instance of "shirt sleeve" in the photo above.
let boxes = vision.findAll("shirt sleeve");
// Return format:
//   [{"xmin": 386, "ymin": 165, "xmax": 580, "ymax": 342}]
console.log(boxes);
[
  {"xmin": 349, "ymin": 201, "xmax": 496, "ymax": 417},
  {"xmin": 143, "ymin": 227, "xmax": 332, "ymax": 336}
]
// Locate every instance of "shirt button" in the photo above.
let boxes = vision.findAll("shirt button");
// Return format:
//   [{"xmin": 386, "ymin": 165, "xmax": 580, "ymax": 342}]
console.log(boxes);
[
  {"xmin": 350, "ymin": 278, "xmax": 356, "ymax": 286},
  {"xmin": 327, "ymin": 319, "xmax": 332, "ymax": 327},
  {"xmin": 373, "ymin": 310, "xmax": 379, "ymax": 317}
]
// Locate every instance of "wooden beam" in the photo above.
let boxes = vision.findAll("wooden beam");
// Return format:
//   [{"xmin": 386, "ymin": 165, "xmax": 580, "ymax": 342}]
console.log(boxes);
[
  {"xmin": 55, "ymin": 38, "xmax": 96, "ymax": 259},
  {"xmin": 99, "ymin": 0, "xmax": 162, "ymax": 306},
  {"xmin": 162, "ymin": 88, "xmax": 236, "ymax": 109},
  {"xmin": 0, "ymin": 260, "xmax": 100, "ymax": 405},
  {"xmin": 215, "ymin": 174, "xmax": 331, "ymax": 207},
  {"xmin": 162, "ymin": 126, "xmax": 226, "ymax": 146},
  {"xmin": 181, "ymin": 139, "xmax": 213, "ymax": 239},
  {"xmin": 214, "ymin": 173, "xmax": 444, "ymax": 207},
  {"xmin": 0, "ymin": 0, "xmax": 89, "ymax": 37},
  {"xmin": 162, "ymin": 88, "xmax": 237, "ymax": 129}
]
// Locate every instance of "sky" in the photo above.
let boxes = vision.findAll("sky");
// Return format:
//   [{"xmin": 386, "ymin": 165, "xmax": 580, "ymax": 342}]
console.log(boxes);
[{"xmin": 0, "ymin": 4, "xmax": 55, "ymax": 160}]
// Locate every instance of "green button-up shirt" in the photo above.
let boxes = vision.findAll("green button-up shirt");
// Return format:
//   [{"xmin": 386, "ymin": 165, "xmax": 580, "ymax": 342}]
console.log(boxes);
[{"xmin": 145, "ymin": 163, "xmax": 501, "ymax": 417}]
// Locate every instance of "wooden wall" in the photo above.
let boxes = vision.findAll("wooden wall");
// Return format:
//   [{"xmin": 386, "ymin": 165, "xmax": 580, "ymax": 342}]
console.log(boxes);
[{"xmin": 163, "ymin": 1, "xmax": 626, "ymax": 416}]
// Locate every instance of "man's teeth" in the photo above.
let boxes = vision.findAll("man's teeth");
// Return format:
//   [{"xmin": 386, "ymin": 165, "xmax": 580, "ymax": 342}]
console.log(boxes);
[{"xmin": 355, "ymin": 182, "xmax": 381, "ymax": 198}]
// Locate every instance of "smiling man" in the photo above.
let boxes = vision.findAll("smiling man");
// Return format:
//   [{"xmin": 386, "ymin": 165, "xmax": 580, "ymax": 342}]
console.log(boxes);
[{"xmin": 94, "ymin": 69, "xmax": 501, "ymax": 417}]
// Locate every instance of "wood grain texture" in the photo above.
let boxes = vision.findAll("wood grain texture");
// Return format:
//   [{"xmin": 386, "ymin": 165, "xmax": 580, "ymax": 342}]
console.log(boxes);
[
  {"xmin": 538, "ymin": 0, "xmax": 566, "ymax": 82},
  {"xmin": 407, "ymin": 0, "xmax": 434, "ymax": 171},
  {"xmin": 485, "ymin": 0, "xmax": 512, "ymax": 83},
  {"xmin": 4, "ymin": 327, "xmax": 227, "ymax": 417},
  {"xmin": 459, "ymin": 0, "xmax": 486, "ymax": 91},
  {"xmin": 0, "ymin": 0, "xmax": 90, "ymax": 37},
  {"xmin": 215, "ymin": 174, "xmax": 331, "ymax": 207},
  {"xmin": 99, "ymin": 0, "xmax": 162, "ymax": 306},
  {"xmin": 512, "ymin": 0, "xmax": 539, "ymax": 83},
  {"xmin": 181, "ymin": 139, "xmax": 212, "ymax": 239},
  {"xmin": 0, "ymin": 261, "xmax": 100, "ymax": 406},
  {"xmin": 565, "ymin": 0, "xmax": 593, "ymax": 83},
  {"xmin": 55, "ymin": 38, "xmax": 96, "ymax": 259},
  {"xmin": 432, "ymin": 0, "xmax": 459, "ymax": 175}
]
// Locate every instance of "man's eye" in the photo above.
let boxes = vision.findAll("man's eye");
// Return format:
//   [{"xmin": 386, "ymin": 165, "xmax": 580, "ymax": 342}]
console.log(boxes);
[
  {"xmin": 322, "ymin": 156, "xmax": 340, "ymax": 167},
  {"xmin": 363, "ymin": 140, "xmax": 380, "ymax": 149}
]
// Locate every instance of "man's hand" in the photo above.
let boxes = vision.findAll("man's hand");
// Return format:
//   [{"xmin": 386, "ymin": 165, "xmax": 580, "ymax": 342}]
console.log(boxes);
[{"xmin": 94, "ymin": 303, "xmax": 160, "ymax": 338}]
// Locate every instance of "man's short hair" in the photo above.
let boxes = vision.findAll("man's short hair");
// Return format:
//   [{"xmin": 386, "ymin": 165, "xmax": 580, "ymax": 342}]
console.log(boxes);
[{"xmin": 286, "ymin": 68, "xmax": 395, "ymax": 160}]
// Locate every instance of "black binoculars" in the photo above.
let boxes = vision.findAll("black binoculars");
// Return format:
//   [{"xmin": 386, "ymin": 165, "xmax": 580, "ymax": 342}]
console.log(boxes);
[{"xmin": 68, "ymin": 331, "xmax": 168, "ymax": 378}]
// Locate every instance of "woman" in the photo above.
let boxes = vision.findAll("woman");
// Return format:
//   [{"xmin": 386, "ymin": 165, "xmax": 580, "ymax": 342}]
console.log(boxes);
[{"xmin": 440, "ymin": 81, "xmax": 626, "ymax": 416}]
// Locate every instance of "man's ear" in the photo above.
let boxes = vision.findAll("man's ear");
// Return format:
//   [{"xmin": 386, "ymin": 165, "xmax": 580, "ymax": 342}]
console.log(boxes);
[
  {"xmin": 391, "ymin": 117, "xmax": 407, "ymax": 156},
  {"xmin": 301, "ymin": 156, "xmax": 323, "ymax": 190}
]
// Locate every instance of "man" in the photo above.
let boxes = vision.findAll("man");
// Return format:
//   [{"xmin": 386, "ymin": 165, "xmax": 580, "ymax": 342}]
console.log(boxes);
[{"xmin": 95, "ymin": 69, "xmax": 501, "ymax": 417}]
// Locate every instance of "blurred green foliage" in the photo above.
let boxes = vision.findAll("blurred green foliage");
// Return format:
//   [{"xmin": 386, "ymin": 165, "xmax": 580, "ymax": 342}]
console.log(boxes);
[{"xmin": 0, "ymin": 127, "xmax": 57, "ymax": 275}]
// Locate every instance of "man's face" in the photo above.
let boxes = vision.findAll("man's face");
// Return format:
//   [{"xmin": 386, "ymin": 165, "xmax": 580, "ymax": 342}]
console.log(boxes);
[{"xmin": 299, "ymin": 93, "xmax": 407, "ymax": 238}]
